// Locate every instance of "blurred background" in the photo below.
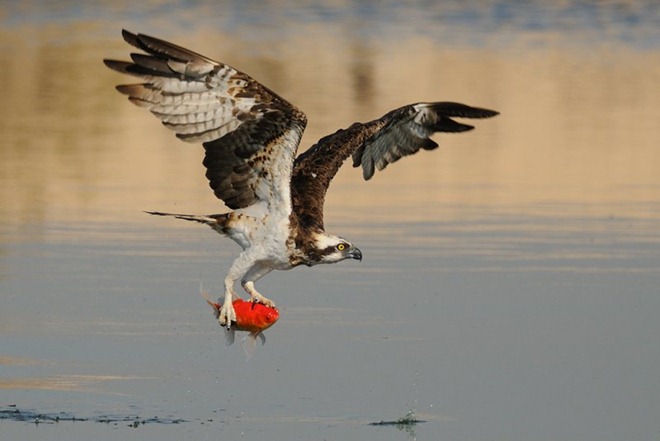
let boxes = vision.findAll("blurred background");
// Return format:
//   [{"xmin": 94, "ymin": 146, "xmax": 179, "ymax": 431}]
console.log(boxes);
[{"xmin": 0, "ymin": 1, "xmax": 659, "ymax": 440}]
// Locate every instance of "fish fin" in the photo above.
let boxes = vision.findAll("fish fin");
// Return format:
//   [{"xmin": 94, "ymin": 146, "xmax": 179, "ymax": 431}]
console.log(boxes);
[
  {"xmin": 241, "ymin": 332, "xmax": 265, "ymax": 361},
  {"xmin": 224, "ymin": 328, "xmax": 236, "ymax": 347},
  {"xmin": 200, "ymin": 284, "xmax": 221, "ymax": 319}
]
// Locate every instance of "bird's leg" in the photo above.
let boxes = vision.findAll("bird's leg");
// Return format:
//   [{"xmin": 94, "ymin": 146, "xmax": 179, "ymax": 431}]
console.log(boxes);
[
  {"xmin": 218, "ymin": 277, "xmax": 237, "ymax": 329},
  {"xmin": 241, "ymin": 265, "xmax": 276, "ymax": 308},
  {"xmin": 221, "ymin": 252, "xmax": 268, "ymax": 328},
  {"xmin": 242, "ymin": 280, "xmax": 276, "ymax": 308}
]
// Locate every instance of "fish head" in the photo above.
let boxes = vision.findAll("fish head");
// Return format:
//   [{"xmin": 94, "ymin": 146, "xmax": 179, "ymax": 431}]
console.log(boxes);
[
  {"xmin": 260, "ymin": 305, "xmax": 280, "ymax": 329},
  {"xmin": 248, "ymin": 302, "xmax": 279, "ymax": 331}
]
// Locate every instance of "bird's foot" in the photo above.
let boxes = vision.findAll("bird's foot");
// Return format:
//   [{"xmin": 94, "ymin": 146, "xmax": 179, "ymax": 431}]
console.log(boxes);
[
  {"xmin": 218, "ymin": 295, "xmax": 237, "ymax": 329},
  {"xmin": 250, "ymin": 292, "xmax": 276, "ymax": 309}
]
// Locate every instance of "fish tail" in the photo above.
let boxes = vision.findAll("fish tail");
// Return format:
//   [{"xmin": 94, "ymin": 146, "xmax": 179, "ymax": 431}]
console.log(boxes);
[{"xmin": 200, "ymin": 284, "xmax": 220, "ymax": 320}]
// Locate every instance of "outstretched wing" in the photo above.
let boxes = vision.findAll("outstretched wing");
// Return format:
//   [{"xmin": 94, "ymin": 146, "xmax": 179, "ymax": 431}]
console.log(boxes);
[
  {"xmin": 291, "ymin": 102, "xmax": 498, "ymax": 231},
  {"xmin": 104, "ymin": 30, "xmax": 307, "ymax": 210},
  {"xmin": 352, "ymin": 102, "xmax": 498, "ymax": 180}
]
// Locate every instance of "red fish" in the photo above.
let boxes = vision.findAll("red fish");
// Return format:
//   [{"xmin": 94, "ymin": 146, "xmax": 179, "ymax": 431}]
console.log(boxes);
[{"xmin": 202, "ymin": 289, "xmax": 279, "ymax": 358}]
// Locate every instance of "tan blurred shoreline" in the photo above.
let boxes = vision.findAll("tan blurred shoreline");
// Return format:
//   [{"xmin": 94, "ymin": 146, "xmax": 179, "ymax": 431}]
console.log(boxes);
[{"xmin": 1, "ymin": 20, "xmax": 658, "ymax": 235}]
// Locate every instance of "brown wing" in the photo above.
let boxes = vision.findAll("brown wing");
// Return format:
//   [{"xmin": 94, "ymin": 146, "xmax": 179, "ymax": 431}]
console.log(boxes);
[
  {"xmin": 104, "ymin": 30, "xmax": 307, "ymax": 210},
  {"xmin": 352, "ymin": 102, "xmax": 499, "ymax": 180},
  {"xmin": 291, "ymin": 102, "xmax": 498, "ymax": 231}
]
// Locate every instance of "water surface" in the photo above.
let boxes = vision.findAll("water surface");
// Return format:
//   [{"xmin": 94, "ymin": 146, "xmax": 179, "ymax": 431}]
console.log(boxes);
[{"xmin": 1, "ymin": 1, "xmax": 659, "ymax": 440}]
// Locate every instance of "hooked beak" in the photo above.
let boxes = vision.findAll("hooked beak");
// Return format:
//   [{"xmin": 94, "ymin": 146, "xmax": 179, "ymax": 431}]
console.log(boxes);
[{"xmin": 349, "ymin": 247, "xmax": 363, "ymax": 261}]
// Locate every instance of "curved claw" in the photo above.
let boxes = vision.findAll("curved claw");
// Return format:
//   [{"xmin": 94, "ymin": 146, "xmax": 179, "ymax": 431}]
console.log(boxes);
[
  {"xmin": 251, "ymin": 292, "xmax": 276, "ymax": 309},
  {"xmin": 218, "ymin": 297, "xmax": 237, "ymax": 329}
]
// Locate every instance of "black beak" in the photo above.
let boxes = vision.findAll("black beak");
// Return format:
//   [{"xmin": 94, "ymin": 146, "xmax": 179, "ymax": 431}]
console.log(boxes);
[{"xmin": 350, "ymin": 247, "xmax": 363, "ymax": 261}]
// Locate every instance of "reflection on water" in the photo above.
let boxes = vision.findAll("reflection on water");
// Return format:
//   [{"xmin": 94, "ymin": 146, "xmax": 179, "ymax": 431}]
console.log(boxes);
[
  {"xmin": 0, "ymin": 3, "xmax": 658, "ymax": 234},
  {"xmin": 0, "ymin": 374, "xmax": 151, "ymax": 393},
  {"xmin": 1, "ymin": 2, "xmax": 659, "ymax": 441}
]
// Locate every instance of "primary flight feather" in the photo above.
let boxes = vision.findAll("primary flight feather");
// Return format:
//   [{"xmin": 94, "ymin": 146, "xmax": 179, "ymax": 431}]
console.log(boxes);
[{"xmin": 104, "ymin": 30, "xmax": 499, "ymax": 327}]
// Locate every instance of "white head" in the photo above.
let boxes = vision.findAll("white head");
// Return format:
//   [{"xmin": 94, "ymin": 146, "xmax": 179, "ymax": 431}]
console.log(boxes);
[{"xmin": 312, "ymin": 233, "xmax": 363, "ymax": 264}]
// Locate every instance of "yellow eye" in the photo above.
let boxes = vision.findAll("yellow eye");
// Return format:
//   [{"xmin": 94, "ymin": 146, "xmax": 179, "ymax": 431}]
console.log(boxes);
[{"xmin": 337, "ymin": 243, "xmax": 346, "ymax": 251}]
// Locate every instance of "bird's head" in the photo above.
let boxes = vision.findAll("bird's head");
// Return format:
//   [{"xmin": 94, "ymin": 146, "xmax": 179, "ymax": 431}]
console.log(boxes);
[{"xmin": 312, "ymin": 233, "xmax": 363, "ymax": 264}]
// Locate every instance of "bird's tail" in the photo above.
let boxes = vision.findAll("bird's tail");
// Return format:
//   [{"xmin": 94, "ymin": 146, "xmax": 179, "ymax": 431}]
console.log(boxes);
[{"xmin": 145, "ymin": 211, "xmax": 230, "ymax": 234}]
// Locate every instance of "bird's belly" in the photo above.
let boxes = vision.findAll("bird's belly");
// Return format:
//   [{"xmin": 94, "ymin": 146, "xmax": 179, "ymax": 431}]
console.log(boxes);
[{"xmin": 226, "ymin": 211, "xmax": 292, "ymax": 260}]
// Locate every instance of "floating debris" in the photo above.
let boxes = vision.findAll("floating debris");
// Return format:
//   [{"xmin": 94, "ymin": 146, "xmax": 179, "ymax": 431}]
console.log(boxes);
[
  {"xmin": 369, "ymin": 409, "xmax": 425, "ymax": 427},
  {"xmin": 0, "ymin": 406, "xmax": 186, "ymax": 426},
  {"xmin": 369, "ymin": 410, "xmax": 425, "ymax": 438}
]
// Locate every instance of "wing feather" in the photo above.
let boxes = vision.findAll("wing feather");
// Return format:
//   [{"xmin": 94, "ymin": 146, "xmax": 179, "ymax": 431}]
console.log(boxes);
[
  {"xmin": 352, "ymin": 102, "xmax": 498, "ymax": 180},
  {"xmin": 291, "ymin": 102, "xmax": 497, "ymax": 232},
  {"xmin": 104, "ymin": 30, "xmax": 307, "ymax": 210}
]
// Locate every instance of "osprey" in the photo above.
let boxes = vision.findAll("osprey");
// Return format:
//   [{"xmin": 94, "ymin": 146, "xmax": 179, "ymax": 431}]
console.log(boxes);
[{"xmin": 104, "ymin": 30, "xmax": 498, "ymax": 327}]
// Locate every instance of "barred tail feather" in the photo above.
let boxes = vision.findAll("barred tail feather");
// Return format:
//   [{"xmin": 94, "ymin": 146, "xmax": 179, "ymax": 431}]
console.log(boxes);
[{"xmin": 145, "ymin": 210, "xmax": 229, "ymax": 234}]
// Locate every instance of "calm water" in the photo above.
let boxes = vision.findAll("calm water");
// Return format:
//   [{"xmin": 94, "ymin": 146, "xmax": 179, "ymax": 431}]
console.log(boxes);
[{"xmin": 1, "ymin": 1, "xmax": 659, "ymax": 440}]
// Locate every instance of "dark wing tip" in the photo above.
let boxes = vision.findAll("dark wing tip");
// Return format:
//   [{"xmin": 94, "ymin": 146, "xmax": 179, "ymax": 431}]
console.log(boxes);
[
  {"xmin": 103, "ymin": 59, "xmax": 130, "ymax": 73},
  {"xmin": 121, "ymin": 29, "xmax": 216, "ymax": 64},
  {"xmin": 470, "ymin": 108, "xmax": 499, "ymax": 118},
  {"xmin": 434, "ymin": 116, "xmax": 475, "ymax": 133},
  {"xmin": 431, "ymin": 102, "xmax": 499, "ymax": 119},
  {"xmin": 121, "ymin": 29, "xmax": 140, "ymax": 48}
]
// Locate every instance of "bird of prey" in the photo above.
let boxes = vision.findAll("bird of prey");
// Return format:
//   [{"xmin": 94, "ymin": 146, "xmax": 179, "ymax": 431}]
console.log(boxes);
[{"xmin": 104, "ymin": 30, "xmax": 498, "ymax": 327}]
